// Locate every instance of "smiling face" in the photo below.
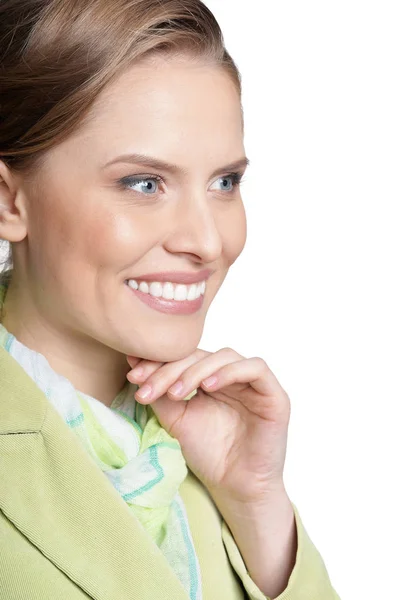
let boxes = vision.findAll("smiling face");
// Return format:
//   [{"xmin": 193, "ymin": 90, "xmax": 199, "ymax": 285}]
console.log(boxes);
[{"xmin": 2, "ymin": 54, "xmax": 247, "ymax": 365}]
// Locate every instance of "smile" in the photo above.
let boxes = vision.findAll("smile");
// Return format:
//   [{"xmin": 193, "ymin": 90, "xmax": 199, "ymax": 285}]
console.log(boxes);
[
  {"xmin": 125, "ymin": 279, "xmax": 206, "ymax": 315},
  {"xmin": 127, "ymin": 279, "xmax": 206, "ymax": 301}
]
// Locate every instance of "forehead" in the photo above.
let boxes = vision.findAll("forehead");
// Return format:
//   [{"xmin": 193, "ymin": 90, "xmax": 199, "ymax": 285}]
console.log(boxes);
[{"xmin": 70, "ymin": 55, "xmax": 244, "ymax": 166}]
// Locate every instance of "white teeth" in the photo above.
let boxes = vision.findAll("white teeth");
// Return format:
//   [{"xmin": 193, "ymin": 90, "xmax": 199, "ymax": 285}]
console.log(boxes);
[
  {"xmin": 127, "ymin": 279, "xmax": 206, "ymax": 301},
  {"xmin": 187, "ymin": 283, "xmax": 198, "ymax": 301},
  {"xmin": 149, "ymin": 282, "xmax": 163, "ymax": 297},
  {"xmin": 162, "ymin": 282, "xmax": 175, "ymax": 300},
  {"xmin": 138, "ymin": 281, "xmax": 149, "ymax": 294},
  {"xmin": 174, "ymin": 284, "xmax": 188, "ymax": 301}
]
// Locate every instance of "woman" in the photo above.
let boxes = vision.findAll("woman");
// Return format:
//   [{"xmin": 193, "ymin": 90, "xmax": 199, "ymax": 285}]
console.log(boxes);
[{"xmin": 0, "ymin": 1, "xmax": 340, "ymax": 599}]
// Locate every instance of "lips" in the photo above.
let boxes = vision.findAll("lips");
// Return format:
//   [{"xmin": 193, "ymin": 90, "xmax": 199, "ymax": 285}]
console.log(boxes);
[
  {"xmin": 126, "ymin": 268, "xmax": 214, "ymax": 285},
  {"xmin": 126, "ymin": 282, "xmax": 205, "ymax": 315}
]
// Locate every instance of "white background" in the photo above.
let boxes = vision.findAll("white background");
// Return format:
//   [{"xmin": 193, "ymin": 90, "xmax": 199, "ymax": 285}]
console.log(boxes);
[
  {"xmin": 1, "ymin": 2, "xmax": 398, "ymax": 599},
  {"xmin": 201, "ymin": 2, "xmax": 399, "ymax": 599}
]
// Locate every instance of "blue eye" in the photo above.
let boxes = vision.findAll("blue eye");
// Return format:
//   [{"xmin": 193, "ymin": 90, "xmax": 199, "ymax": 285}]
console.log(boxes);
[
  {"xmin": 119, "ymin": 176, "xmax": 161, "ymax": 194},
  {"xmin": 117, "ymin": 171, "xmax": 244, "ymax": 197},
  {"xmin": 210, "ymin": 173, "xmax": 243, "ymax": 192}
]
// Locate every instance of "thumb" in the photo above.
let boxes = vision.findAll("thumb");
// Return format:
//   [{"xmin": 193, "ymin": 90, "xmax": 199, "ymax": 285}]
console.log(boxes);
[{"xmin": 149, "ymin": 394, "xmax": 186, "ymax": 438}]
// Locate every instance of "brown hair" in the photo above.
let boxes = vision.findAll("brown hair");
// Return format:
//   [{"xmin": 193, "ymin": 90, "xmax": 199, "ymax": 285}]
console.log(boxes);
[{"xmin": 0, "ymin": 0, "xmax": 242, "ymax": 286}]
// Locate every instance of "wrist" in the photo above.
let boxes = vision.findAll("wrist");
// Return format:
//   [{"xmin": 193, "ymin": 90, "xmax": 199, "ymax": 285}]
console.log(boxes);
[
  {"xmin": 212, "ymin": 487, "xmax": 297, "ymax": 598},
  {"xmin": 208, "ymin": 479, "xmax": 288, "ymax": 518}
]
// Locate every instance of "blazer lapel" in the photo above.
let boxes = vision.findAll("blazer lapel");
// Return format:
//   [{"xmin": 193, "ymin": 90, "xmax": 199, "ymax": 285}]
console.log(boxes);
[{"xmin": 0, "ymin": 346, "xmax": 189, "ymax": 600}]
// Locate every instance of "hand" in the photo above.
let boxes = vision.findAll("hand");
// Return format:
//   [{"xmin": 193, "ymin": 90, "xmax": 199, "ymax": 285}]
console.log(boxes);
[{"xmin": 126, "ymin": 347, "xmax": 291, "ymax": 505}]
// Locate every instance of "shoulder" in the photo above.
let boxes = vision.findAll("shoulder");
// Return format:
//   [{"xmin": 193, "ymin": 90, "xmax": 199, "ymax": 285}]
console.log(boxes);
[{"xmin": 0, "ymin": 346, "xmax": 47, "ymax": 434}]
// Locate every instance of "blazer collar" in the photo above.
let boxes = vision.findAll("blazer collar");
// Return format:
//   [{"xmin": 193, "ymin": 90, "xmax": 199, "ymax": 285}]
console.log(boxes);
[{"xmin": 0, "ymin": 346, "xmax": 189, "ymax": 600}]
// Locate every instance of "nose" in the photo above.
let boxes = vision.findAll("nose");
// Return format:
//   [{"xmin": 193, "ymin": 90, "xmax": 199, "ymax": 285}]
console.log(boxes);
[{"xmin": 163, "ymin": 192, "xmax": 223, "ymax": 264}]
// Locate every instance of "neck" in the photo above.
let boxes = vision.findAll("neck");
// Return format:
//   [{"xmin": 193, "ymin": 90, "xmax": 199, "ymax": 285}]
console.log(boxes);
[{"xmin": 1, "ymin": 281, "xmax": 131, "ymax": 407}]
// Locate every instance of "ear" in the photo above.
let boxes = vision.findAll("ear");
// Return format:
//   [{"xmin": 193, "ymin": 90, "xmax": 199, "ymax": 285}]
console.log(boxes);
[{"xmin": 0, "ymin": 160, "xmax": 28, "ymax": 242}]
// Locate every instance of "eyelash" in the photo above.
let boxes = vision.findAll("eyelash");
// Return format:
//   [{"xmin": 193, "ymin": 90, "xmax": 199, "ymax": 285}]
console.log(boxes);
[{"xmin": 117, "ymin": 172, "xmax": 245, "ymax": 196}]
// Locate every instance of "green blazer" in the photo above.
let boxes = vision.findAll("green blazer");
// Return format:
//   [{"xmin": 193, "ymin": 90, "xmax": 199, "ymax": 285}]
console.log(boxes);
[{"xmin": 0, "ymin": 346, "xmax": 340, "ymax": 599}]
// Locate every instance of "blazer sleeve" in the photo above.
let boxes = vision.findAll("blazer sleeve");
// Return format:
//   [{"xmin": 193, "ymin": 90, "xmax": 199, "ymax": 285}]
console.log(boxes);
[{"xmin": 221, "ymin": 502, "xmax": 341, "ymax": 600}]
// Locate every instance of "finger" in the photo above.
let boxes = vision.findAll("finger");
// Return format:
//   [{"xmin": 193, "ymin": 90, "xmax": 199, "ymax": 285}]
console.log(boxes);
[
  {"xmin": 164, "ymin": 347, "xmax": 244, "ymax": 399},
  {"xmin": 126, "ymin": 355, "xmax": 143, "ymax": 370},
  {"xmin": 133, "ymin": 347, "xmax": 212, "ymax": 403},
  {"xmin": 208, "ymin": 357, "xmax": 289, "ymax": 397},
  {"xmin": 127, "ymin": 359, "xmax": 165, "ymax": 383},
  {"xmin": 203, "ymin": 357, "xmax": 291, "ymax": 416}
]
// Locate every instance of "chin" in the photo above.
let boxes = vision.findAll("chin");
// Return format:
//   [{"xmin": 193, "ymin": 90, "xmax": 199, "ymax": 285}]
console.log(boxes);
[{"xmin": 133, "ymin": 340, "xmax": 201, "ymax": 364}]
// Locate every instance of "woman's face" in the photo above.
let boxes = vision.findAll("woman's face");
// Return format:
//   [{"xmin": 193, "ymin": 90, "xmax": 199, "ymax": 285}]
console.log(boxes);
[{"xmin": 10, "ymin": 55, "xmax": 247, "ymax": 362}]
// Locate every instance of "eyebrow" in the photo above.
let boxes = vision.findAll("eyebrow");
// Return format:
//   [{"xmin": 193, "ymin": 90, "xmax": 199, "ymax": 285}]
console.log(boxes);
[{"xmin": 102, "ymin": 153, "xmax": 250, "ymax": 179}]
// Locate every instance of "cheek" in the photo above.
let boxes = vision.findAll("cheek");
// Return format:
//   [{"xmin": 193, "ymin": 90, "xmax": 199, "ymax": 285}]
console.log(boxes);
[
  {"xmin": 75, "ymin": 211, "xmax": 148, "ymax": 267},
  {"xmin": 221, "ymin": 204, "xmax": 247, "ymax": 265},
  {"xmin": 74, "ymin": 207, "xmax": 168, "ymax": 275},
  {"xmin": 29, "ymin": 190, "xmax": 151, "ymax": 273}
]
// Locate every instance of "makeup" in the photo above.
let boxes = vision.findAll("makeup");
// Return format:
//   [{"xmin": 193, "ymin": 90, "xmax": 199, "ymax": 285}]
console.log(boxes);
[{"xmin": 125, "ymin": 283, "xmax": 204, "ymax": 315}]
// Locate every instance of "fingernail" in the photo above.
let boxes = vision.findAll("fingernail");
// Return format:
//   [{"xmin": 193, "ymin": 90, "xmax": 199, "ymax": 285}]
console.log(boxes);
[
  {"xmin": 202, "ymin": 375, "xmax": 217, "ymax": 388},
  {"xmin": 136, "ymin": 384, "xmax": 152, "ymax": 399},
  {"xmin": 130, "ymin": 366, "xmax": 144, "ymax": 378},
  {"xmin": 168, "ymin": 380, "xmax": 184, "ymax": 395}
]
